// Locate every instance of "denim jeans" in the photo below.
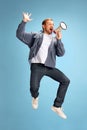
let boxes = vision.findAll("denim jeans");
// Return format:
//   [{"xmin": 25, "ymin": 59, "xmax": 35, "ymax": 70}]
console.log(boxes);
[{"xmin": 30, "ymin": 63, "xmax": 70, "ymax": 107}]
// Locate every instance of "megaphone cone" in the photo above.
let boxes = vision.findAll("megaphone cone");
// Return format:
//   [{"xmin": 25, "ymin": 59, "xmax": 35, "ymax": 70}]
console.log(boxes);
[{"xmin": 54, "ymin": 22, "xmax": 67, "ymax": 33}]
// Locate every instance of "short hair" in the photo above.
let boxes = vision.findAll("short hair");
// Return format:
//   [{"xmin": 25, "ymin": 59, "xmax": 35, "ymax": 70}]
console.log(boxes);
[{"xmin": 42, "ymin": 18, "xmax": 53, "ymax": 25}]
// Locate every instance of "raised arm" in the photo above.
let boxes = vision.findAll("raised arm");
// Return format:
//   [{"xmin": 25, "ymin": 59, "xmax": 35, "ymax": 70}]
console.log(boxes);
[{"xmin": 16, "ymin": 12, "xmax": 35, "ymax": 47}]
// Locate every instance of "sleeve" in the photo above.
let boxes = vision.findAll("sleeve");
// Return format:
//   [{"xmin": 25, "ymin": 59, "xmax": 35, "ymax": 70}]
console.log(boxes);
[
  {"xmin": 55, "ymin": 39, "xmax": 65, "ymax": 57},
  {"xmin": 16, "ymin": 21, "xmax": 35, "ymax": 48}
]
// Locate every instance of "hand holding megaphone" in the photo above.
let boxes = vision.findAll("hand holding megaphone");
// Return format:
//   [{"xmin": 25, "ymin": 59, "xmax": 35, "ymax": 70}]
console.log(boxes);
[{"xmin": 53, "ymin": 22, "xmax": 67, "ymax": 39}]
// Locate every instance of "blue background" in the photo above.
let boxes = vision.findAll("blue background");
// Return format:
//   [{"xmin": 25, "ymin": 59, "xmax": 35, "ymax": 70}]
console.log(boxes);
[{"xmin": 0, "ymin": 0, "xmax": 87, "ymax": 130}]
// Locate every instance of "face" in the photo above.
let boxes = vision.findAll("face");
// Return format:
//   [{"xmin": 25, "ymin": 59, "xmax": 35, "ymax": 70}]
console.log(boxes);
[{"xmin": 42, "ymin": 20, "xmax": 54, "ymax": 34}]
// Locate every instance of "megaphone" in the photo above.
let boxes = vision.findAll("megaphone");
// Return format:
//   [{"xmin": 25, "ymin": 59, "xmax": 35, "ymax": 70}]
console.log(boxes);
[{"xmin": 54, "ymin": 22, "xmax": 67, "ymax": 32}]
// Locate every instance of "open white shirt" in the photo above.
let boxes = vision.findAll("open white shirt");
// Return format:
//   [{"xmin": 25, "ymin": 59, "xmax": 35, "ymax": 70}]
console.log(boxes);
[{"xmin": 31, "ymin": 33, "xmax": 52, "ymax": 64}]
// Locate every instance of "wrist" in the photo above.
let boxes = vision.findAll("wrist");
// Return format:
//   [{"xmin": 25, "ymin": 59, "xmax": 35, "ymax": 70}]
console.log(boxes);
[
  {"xmin": 56, "ymin": 36, "xmax": 61, "ymax": 40},
  {"xmin": 23, "ymin": 19, "xmax": 28, "ymax": 22}
]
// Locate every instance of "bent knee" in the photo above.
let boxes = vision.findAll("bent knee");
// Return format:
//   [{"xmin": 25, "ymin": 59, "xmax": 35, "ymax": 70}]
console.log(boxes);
[
  {"xmin": 66, "ymin": 78, "xmax": 70, "ymax": 85},
  {"xmin": 62, "ymin": 78, "xmax": 70, "ymax": 85},
  {"xmin": 67, "ymin": 78, "xmax": 70, "ymax": 84}
]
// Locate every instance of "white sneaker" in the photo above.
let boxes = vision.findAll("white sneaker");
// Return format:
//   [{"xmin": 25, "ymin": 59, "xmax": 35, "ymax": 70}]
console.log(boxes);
[
  {"xmin": 51, "ymin": 106, "xmax": 67, "ymax": 119},
  {"xmin": 32, "ymin": 97, "xmax": 38, "ymax": 109}
]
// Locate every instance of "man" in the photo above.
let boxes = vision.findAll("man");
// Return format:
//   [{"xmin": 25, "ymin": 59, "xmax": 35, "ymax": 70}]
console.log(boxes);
[{"xmin": 16, "ymin": 12, "xmax": 70, "ymax": 119}]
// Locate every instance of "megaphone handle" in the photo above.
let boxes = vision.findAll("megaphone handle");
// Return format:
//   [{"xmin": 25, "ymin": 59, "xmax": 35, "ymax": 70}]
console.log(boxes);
[{"xmin": 56, "ymin": 26, "xmax": 62, "ymax": 32}]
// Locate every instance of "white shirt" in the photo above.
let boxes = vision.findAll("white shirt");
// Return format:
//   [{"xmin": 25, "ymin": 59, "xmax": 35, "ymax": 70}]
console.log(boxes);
[{"xmin": 31, "ymin": 33, "xmax": 52, "ymax": 64}]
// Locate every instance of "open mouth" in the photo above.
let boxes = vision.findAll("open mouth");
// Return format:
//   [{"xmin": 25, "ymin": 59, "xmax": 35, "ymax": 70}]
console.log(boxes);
[{"xmin": 50, "ymin": 28, "xmax": 53, "ymax": 32}]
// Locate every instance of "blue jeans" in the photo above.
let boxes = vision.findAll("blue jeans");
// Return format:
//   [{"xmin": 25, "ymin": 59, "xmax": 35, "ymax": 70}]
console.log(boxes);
[{"xmin": 30, "ymin": 63, "xmax": 70, "ymax": 107}]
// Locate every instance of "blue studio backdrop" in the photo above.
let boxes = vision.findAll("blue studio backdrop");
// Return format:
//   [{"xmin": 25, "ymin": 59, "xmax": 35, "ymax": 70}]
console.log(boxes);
[{"xmin": 0, "ymin": 0, "xmax": 87, "ymax": 130}]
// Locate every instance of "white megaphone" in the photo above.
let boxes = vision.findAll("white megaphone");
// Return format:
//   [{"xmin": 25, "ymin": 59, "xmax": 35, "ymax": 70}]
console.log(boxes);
[{"xmin": 54, "ymin": 22, "xmax": 67, "ymax": 33}]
